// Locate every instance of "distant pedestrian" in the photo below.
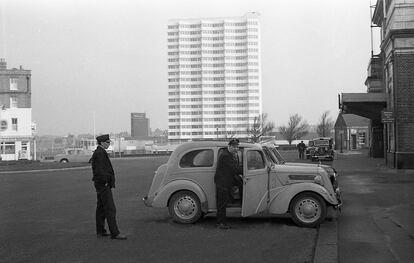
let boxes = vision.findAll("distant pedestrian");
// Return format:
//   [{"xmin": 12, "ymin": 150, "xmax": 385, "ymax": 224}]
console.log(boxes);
[
  {"xmin": 91, "ymin": 134, "xmax": 127, "ymax": 240},
  {"xmin": 297, "ymin": 141, "xmax": 306, "ymax": 160},
  {"xmin": 214, "ymin": 138, "xmax": 242, "ymax": 229}
]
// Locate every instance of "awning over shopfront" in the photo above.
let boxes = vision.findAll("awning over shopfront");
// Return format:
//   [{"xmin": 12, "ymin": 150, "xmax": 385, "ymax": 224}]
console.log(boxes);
[{"xmin": 340, "ymin": 93, "xmax": 387, "ymax": 122}]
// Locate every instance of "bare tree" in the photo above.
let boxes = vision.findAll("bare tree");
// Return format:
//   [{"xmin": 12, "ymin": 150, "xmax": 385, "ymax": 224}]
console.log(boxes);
[
  {"xmin": 246, "ymin": 113, "xmax": 274, "ymax": 143},
  {"xmin": 279, "ymin": 114, "xmax": 309, "ymax": 145},
  {"xmin": 316, "ymin": 111, "xmax": 334, "ymax": 137}
]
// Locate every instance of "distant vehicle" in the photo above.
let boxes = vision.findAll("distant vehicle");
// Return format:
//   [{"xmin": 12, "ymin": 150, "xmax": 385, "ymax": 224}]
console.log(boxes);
[
  {"xmin": 54, "ymin": 148, "xmax": 93, "ymax": 163},
  {"xmin": 150, "ymin": 144, "xmax": 176, "ymax": 155},
  {"xmin": 305, "ymin": 140, "xmax": 315, "ymax": 159},
  {"xmin": 308, "ymin": 138, "xmax": 335, "ymax": 162}
]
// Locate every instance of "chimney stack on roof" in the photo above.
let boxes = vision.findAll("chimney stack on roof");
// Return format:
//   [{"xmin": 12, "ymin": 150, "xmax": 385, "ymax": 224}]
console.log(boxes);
[{"xmin": 0, "ymin": 58, "xmax": 6, "ymax": 70}]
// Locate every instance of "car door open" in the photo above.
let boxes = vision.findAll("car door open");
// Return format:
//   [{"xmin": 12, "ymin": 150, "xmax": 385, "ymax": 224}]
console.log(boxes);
[{"xmin": 241, "ymin": 149, "xmax": 269, "ymax": 217}]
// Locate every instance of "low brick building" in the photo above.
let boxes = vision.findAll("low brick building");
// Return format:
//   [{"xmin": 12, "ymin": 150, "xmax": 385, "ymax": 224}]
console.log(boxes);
[{"xmin": 334, "ymin": 114, "xmax": 370, "ymax": 151}]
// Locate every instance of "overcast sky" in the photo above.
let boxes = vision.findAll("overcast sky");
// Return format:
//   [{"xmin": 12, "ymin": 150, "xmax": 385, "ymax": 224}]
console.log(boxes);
[{"xmin": 0, "ymin": 0, "xmax": 380, "ymax": 136}]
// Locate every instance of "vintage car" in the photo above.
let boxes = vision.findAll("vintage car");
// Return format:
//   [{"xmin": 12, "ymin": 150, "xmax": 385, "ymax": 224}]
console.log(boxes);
[
  {"xmin": 305, "ymin": 140, "xmax": 315, "ymax": 159},
  {"xmin": 53, "ymin": 148, "xmax": 93, "ymax": 163},
  {"xmin": 143, "ymin": 141, "xmax": 341, "ymax": 227},
  {"xmin": 308, "ymin": 137, "xmax": 335, "ymax": 162}
]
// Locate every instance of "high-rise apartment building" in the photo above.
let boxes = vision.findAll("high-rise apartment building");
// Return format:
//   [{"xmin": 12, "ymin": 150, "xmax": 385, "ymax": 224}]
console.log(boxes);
[
  {"xmin": 131, "ymin": 112, "xmax": 149, "ymax": 137},
  {"xmin": 0, "ymin": 58, "xmax": 34, "ymax": 160},
  {"xmin": 167, "ymin": 12, "xmax": 262, "ymax": 142}
]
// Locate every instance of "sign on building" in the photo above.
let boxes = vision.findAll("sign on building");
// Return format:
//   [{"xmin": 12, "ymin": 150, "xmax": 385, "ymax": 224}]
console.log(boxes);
[{"xmin": 381, "ymin": 111, "xmax": 394, "ymax": 123}]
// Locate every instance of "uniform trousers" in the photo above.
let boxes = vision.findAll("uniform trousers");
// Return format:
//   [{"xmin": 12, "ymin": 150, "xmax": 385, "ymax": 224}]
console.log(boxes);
[
  {"xmin": 216, "ymin": 186, "xmax": 231, "ymax": 224},
  {"xmin": 94, "ymin": 183, "xmax": 120, "ymax": 237}
]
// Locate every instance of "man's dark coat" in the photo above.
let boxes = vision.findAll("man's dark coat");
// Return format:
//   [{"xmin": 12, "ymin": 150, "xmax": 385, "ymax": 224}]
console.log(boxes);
[
  {"xmin": 214, "ymin": 148, "xmax": 240, "ymax": 189},
  {"xmin": 91, "ymin": 146, "xmax": 115, "ymax": 188}
]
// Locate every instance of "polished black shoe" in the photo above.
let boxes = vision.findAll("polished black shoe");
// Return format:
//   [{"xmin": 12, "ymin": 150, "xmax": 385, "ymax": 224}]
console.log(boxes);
[
  {"xmin": 216, "ymin": 223, "xmax": 231, "ymax": 229},
  {"xmin": 111, "ymin": 234, "xmax": 127, "ymax": 240},
  {"xmin": 97, "ymin": 232, "xmax": 110, "ymax": 237}
]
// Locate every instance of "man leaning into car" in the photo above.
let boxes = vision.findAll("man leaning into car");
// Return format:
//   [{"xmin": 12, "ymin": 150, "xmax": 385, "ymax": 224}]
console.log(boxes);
[{"xmin": 214, "ymin": 139, "xmax": 241, "ymax": 229}]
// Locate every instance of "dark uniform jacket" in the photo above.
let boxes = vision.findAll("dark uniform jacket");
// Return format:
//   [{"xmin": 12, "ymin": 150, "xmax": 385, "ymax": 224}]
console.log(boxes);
[
  {"xmin": 214, "ymin": 148, "xmax": 240, "ymax": 189},
  {"xmin": 297, "ymin": 142, "xmax": 306, "ymax": 152},
  {"xmin": 91, "ymin": 145, "xmax": 115, "ymax": 188}
]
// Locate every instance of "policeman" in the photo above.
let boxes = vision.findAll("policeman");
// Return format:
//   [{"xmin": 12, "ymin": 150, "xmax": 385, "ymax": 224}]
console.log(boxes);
[
  {"xmin": 214, "ymin": 138, "xmax": 241, "ymax": 229},
  {"xmin": 91, "ymin": 134, "xmax": 127, "ymax": 240}
]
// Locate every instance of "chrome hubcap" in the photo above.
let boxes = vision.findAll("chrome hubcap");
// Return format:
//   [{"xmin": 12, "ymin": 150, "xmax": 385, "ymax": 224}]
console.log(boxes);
[{"xmin": 295, "ymin": 198, "xmax": 321, "ymax": 223}]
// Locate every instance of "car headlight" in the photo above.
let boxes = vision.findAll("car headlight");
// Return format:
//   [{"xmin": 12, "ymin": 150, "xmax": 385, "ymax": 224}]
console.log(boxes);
[{"xmin": 314, "ymin": 175, "xmax": 323, "ymax": 185}]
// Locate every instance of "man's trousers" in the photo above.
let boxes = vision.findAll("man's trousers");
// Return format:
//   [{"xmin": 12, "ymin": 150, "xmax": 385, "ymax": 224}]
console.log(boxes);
[{"xmin": 94, "ymin": 184, "xmax": 120, "ymax": 237}]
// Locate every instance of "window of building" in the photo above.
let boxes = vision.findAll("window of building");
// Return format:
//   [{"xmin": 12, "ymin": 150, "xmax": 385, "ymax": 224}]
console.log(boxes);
[
  {"xmin": 10, "ymin": 97, "xmax": 18, "ymax": 108},
  {"xmin": 11, "ymin": 118, "xmax": 18, "ymax": 131},
  {"xmin": 0, "ymin": 120, "xmax": 7, "ymax": 131},
  {"xmin": 10, "ymin": 78, "xmax": 18, "ymax": 90},
  {"xmin": 22, "ymin": 141, "xmax": 28, "ymax": 151},
  {"xmin": 1, "ymin": 142, "xmax": 15, "ymax": 154}
]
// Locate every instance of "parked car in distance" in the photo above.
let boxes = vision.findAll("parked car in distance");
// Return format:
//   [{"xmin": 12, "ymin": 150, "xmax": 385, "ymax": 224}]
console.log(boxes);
[
  {"xmin": 305, "ymin": 140, "xmax": 315, "ymax": 159},
  {"xmin": 54, "ymin": 148, "xmax": 93, "ymax": 163},
  {"xmin": 309, "ymin": 138, "xmax": 335, "ymax": 161},
  {"xmin": 143, "ymin": 141, "xmax": 341, "ymax": 228}
]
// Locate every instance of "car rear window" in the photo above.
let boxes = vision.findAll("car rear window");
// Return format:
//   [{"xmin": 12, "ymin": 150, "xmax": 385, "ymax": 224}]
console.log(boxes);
[{"xmin": 179, "ymin": 149, "xmax": 214, "ymax": 168}]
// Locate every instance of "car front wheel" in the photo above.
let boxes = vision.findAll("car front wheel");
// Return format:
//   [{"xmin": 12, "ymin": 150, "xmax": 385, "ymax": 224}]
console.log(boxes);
[
  {"xmin": 290, "ymin": 192, "xmax": 326, "ymax": 227},
  {"xmin": 168, "ymin": 190, "xmax": 202, "ymax": 224},
  {"xmin": 60, "ymin": 159, "xmax": 68, "ymax": 163}
]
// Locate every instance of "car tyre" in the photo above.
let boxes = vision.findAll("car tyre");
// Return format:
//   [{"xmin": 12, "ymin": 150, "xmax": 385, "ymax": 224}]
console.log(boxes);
[
  {"xmin": 60, "ymin": 159, "xmax": 68, "ymax": 163},
  {"xmin": 290, "ymin": 192, "xmax": 326, "ymax": 228},
  {"xmin": 169, "ymin": 190, "xmax": 202, "ymax": 224}
]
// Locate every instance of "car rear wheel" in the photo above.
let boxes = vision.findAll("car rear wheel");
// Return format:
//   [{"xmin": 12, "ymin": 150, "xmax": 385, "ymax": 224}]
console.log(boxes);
[
  {"xmin": 290, "ymin": 192, "xmax": 326, "ymax": 227},
  {"xmin": 60, "ymin": 159, "xmax": 68, "ymax": 163},
  {"xmin": 169, "ymin": 190, "xmax": 202, "ymax": 224}
]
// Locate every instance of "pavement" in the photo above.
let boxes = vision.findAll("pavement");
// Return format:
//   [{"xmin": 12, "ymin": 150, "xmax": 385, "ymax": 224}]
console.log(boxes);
[{"xmin": 313, "ymin": 150, "xmax": 414, "ymax": 263}]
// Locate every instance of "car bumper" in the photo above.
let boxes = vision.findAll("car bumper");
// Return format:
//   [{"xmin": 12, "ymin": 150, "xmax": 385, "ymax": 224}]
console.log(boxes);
[
  {"xmin": 313, "ymin": 155, "xmax": 334, "ymax": 160},
  {"xmin": 142, "ymin": 196, "xmax": 152, "ymax": 207},
  {"xmin": 334, "ymin": 187, "xmax": 342, "ymax": 209}
]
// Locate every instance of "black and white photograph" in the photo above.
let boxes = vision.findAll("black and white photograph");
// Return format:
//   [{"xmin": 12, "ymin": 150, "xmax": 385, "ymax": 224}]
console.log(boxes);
[{"xmin": 1, "ymin": 0, "xmax": 413, "ymax": 262}]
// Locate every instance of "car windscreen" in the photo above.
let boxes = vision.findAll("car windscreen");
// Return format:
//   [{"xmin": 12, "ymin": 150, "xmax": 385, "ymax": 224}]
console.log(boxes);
[
  {"xmin": 262, "ymin": 147, "xmax": 277, "ymax": 164},
  {"xmin": 314, "ymin": 140, "xmax": 329, "ymax": 146},
  {"xmin": 271, "ymin": 148, "xmax": 286, "ymax": 164}
]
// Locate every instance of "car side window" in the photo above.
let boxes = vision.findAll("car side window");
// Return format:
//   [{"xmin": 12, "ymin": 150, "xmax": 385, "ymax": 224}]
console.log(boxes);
[
  {"xmin": 247, "ymin": 150, "xmax": 265, "ymax": 170},
  {"xmin": 179, "ymin": 149, "xmax": 214, "ymax": 168}
]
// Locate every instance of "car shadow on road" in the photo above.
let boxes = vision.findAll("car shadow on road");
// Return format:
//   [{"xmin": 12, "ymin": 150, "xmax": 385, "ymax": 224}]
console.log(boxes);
[{"xmin": 139, "ymin": 212, "xmax": 297, "ymax": 229}]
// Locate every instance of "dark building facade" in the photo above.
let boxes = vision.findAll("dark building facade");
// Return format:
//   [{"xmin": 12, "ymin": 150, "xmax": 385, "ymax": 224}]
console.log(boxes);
[
  {"xmin": 340, "ymin": 0, "xmax": 414, "ymax": 169},
  {"xmin": 131, "ymin": 112, "xmax": 149, "ymax": 137}
]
